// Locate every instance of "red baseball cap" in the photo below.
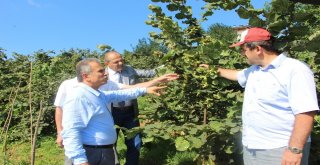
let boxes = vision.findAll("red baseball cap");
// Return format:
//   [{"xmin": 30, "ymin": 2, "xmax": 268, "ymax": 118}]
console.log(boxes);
[{"xmin": 229, "ymin": 27, "xmax": 271, "ymax": 47}]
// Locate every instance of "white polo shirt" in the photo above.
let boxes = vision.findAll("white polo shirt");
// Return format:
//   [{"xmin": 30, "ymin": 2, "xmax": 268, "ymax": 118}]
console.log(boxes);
[{"xmin": 238, "ymin": 53, "xmax": 319, "ymax": 149}]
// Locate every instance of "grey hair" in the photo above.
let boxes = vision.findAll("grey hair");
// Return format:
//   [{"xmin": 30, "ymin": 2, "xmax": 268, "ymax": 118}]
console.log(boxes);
[{"xmin": 76, "ymin": 58, "xmax": 101, "ymax": 82}]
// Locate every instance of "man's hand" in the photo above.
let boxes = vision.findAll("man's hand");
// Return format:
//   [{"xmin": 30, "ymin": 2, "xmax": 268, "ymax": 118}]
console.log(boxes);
[
  {"xmin": 80, "ymin": 163, "xmax": 90, "ymax": 165},
  {"xmin": 56, "ymin": 133, "xmax": 64, "ymax": 148},
  {"xmin": 199, "ymin": 64, "xmax": 210, "ymax": 69},
  {"xmin": 281, "ymin": 149, "xmax": 302, "ymax": 165},
  {"xmin": 153, "ymin": 73, "xmax": 179, "ymax": 84},
  {"xmin": 146, "ymin": 86, "xmax": 167, "ymax": 96}
]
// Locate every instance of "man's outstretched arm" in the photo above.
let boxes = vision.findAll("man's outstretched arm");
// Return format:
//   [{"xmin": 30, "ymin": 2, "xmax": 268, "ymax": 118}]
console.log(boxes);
[{"xmin": 121, "ymin": 73, "xmax": 179, "ymax": 89}]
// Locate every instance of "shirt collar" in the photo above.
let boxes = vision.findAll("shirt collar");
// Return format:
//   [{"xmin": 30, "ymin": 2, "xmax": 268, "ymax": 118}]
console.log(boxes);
[
  {"xmin": 257, "ymin": 53, "xmax": 287, "ymax": 71},
  {"xmin": 270, "ymin": 53, "xmax": 287, "ymax": 69},
  {"xmin": 78, "ymin": 83, "xmax": 101, "ymax": 96},
  {"xmin": 107, "ymin": 67, "xmax": 117, "ymax": 75}
]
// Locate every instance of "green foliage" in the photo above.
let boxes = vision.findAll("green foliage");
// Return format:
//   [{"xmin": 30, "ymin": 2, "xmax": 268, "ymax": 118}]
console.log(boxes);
[
  {"xmin": 0, "ymin": 49, "xmax": 101, "ymax": 143},
  {"xmin": 143, "ymin": 1, "xmax": 247, "ymax": 163},
  {"xmin": 0, "ymin": 0, "xmax": 320, "ymax": 164},
  {"xmin": 123, "ymin": 38, "xmax": 167, "ymax": 69}
]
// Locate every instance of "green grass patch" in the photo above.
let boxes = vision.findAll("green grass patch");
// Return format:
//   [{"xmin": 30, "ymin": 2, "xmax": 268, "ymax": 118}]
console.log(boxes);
[
  {"xmin": 0, "ymin": 137, "xmax": 64, "ymax": 165},
  {"xmin": 0, "ymin": 136, "xmax": 196, "ymax": 165}
]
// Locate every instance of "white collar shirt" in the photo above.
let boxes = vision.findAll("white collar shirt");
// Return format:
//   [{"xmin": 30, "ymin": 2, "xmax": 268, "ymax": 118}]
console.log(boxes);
[
  {"xmin": 107, "ymin": 67, "xmax": 121, "ymax": 82},
  {"xmin": 237, "ymin": 53, "xmax": 319, "ymax": 149}
]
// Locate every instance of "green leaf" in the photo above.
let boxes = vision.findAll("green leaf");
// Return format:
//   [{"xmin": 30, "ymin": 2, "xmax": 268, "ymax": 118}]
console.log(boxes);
[
  {"xmin": 209, "ymin": 121, "xmax": 224, "ymax": 132},
  {"xmin": 248, "ymin": 17, "xmax": 264, "ymax": 27},
  {"xmin": 143, "ymin": 136, "xmax": 154, "ymax": 143},
  {"xmin": 161, "ymin": 51, "xmax": 174, "ymax": 62},
  {"xmin": 97, "ymin": 44, "xmax": 112, "ymax": 51},
  {"xmin": 224, "ymin": 145, "xmax": 233, "ymax": 154},
  {"xmin": 175, "ymin": 13, "xmax": 185, "ymax": 19},
  {"xmin": 268, "ymin": 20, "xmax": 287, "ymax": 32},
  {"xmin": 175, "ymin": 137, "xmax": 190, "ymax": 151},
  {"xmin": 308, "ymin": 30, "xmax": 320, "ymax": 42},
  {"xmin": 237, "ymin": 6, "xmax": 250, "ymax": 19},
  {"xmin": 167, "ymin": 4, "xmax": 179, "ymax": 11},
  {"xmin": 189, "ymin": 128, "xmax": 197, "ymax": 135},
  {"xmin": 189, "ymin": 137, "xmax": 204, "ymax": 149}
]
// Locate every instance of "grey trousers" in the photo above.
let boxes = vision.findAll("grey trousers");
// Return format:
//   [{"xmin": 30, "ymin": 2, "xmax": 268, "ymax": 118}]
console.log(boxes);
[
  {"xmin": 64, "ymin": 156, "xmax": 72, "ymax": 165},
  {"xmin": 243, "ymin": 142, "xmax": 311, "ymax": 165}
]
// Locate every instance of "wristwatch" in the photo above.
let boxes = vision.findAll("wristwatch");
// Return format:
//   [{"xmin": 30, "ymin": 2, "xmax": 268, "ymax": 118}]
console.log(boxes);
[{"xmin": 287, "ymin": 146, "xmax": 303, "ymax": 154}]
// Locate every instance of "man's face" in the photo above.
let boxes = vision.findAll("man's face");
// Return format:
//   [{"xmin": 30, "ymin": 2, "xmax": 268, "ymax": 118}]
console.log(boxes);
[
  {"xmin": 106, "ymin": 54, "xmax": 124, "ymax": 72},
  {"xmin": 86, "ymin": 61, "xmax": 107, "ymax": 89},
  {"xmin": 240, "ymin": 45, "xmax": 261, "ymax": 65}
]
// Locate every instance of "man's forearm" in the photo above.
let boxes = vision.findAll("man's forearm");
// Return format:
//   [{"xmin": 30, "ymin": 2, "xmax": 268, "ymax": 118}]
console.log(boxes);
[
  {"xmin": 55, "ymin": 107, "xmax": 63, "ymax": 133},
  {"xmin": 217, "ymin": 68, "xmax": 239, "ymax": 81},
  {"xmin": 103, "ymin": 88, "xmax": 147, "ymax": 103},
  {"xmin": 288, "ymin": 111, "xmax": 317, "ymax": 148}
]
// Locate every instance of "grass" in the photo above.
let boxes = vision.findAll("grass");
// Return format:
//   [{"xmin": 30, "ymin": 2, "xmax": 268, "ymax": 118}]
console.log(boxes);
[
  {"xmin": 0, "ymin": 135, "xmax": 195, "ymax": 165},
  {"xmin": 0, "ymin": 137, "xmax": 64, "ymax": 165}
]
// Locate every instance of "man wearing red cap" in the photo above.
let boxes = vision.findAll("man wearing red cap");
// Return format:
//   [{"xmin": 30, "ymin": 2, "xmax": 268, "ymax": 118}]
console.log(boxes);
[{"xmin": 203, "ymin": 27, "xmax": 319, "ymax": 165}]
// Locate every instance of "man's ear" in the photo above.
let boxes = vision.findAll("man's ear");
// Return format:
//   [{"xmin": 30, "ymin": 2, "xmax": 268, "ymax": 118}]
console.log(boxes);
[
  {"xmin": 82, "ymin": 73, "xmax": 89, "ymax": 81},
  {"xmin": 104, "ymin": 61, "xmax": 109, "ymax": 67},
  {"xmin": 256, "ymin": 45, "xmax": 263, "ymax": 55}
]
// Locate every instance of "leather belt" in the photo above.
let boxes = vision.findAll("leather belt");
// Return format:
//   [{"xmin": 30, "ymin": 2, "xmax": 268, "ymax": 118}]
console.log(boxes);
[
  {"xmin": 83, "ymin": 144, "xmax": 113, "ymax": 149},
  {"xmin": 112, "ymin": 105, "xmax": 133, "ymax": 111}
]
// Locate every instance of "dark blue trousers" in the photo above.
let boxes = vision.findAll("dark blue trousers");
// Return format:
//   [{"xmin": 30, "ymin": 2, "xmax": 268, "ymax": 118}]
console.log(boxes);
[{"xmin": 112, "ymin": 107, "xmax": 142, "ymax": 165}]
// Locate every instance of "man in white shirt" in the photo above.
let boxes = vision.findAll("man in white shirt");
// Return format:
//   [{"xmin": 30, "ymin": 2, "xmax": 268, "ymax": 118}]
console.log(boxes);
[
  {"xmin": 54, "ymin": 65, "xmax": 178, "ymax": 164},
  {"xmin": 104, "ymin": 51, "xmax": 161, "ymax": 165},
  {"xmin": 202, "ymin": 27, "xmax": 319, "ymax": 165}
]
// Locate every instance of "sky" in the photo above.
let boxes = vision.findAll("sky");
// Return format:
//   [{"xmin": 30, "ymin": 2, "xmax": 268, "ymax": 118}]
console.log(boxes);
[{"xmin": 0, "ymin": 0, "xmax": 270, "ymax": 56}]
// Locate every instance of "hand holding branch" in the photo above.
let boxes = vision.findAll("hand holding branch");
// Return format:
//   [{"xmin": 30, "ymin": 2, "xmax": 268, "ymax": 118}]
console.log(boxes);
[{"xmin": 146, "ymin": 86, "xmax": 167, "ymax": 96}]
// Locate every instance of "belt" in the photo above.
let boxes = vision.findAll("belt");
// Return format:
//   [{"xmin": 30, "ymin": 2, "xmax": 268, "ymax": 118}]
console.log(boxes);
[
  {"xmin": 112, "ymin": 105, "xmax": 133, "ymax": 111},
  {"xmin": 83, "ymin": 144, "xmax": 113, "ymax": 149}
]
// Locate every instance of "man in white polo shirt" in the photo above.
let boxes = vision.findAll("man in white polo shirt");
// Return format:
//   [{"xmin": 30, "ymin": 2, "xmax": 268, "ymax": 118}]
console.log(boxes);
[{"xmin": 202, "ymin": 27, "xmax": 319, "ymax": 165}]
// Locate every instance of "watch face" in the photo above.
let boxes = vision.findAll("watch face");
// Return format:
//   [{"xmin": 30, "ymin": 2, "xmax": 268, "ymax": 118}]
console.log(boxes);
[
  {"xmin": 292, "ymin": 148, "xmax": 299, "ymax": 153},
  {"xmin": 288, "ymin": 147, "xmax": 302, "ymax": 154}
]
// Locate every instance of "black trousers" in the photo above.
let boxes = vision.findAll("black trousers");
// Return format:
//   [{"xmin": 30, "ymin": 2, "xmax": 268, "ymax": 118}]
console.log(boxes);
[{"xmin": 83, "ymin": 146, "xmax": 115, "ymax": 165}]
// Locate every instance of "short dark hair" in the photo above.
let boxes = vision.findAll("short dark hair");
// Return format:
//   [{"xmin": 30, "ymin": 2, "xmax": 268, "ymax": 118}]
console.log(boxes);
[
  {"xmin": 76, "ymin": 58, "xmax": 100, "ymax": 82},
  {"xmin": 243, "ymin": 37, "xmax": 280, "ymax": 54}
]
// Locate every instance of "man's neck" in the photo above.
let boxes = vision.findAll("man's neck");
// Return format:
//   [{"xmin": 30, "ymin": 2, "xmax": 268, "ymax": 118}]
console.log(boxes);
[
  {"xmin": 82, "ymin": 81, "xmax": 99, "ymax": 90},
  {"xmin": 261, "ymin": 52, "xmax": 279, "ymax": 68}
]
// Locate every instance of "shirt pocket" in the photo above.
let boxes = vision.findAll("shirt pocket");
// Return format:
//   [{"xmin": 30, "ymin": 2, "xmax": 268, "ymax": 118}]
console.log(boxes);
[{"xmin": 255, "ymin": 77, "xmax": 284, "ymax": 102}]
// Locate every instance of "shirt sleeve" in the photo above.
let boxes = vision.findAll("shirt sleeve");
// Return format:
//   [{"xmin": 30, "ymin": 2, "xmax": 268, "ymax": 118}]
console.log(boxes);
[
  {"xmin": 237, "ymin": 66, "xmax": 256, "ymax": 88},
  {"xmin": 288, "ymin": 65, "xmax": 319, "ymax": 114},
  {"xmin": 61, "ymin": 97, "xmax": 94, "ymax": 164},
  {"xmin": 102, "ymin": 87, "xmax": 147, "ymax": 103},
  {"xmin": 99, "ymin": 80, "xmax": 124, "ymax": 91},
  {"xmin": 134, "ymin": 69, "xmax": 156, "ymax": 78},
  {"xmin": 54, "ymin": 81, "xmax": 67, "ymax": 106}
]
